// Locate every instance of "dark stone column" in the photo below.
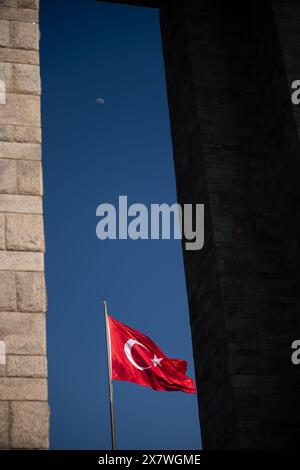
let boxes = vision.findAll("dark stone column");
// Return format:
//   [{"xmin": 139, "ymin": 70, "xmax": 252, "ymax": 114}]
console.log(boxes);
[
  {"xmin": 160, "ymin": 0, "xmax": 300, "ymax": 449},
  {"xmin": 252, "ymin": 0, "xmax": 300, "ymax": 448}
]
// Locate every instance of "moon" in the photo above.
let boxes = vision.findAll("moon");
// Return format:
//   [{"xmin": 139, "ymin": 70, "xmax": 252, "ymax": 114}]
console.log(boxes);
[{"xmin": 124, "ymin": 339, "xmax": 151, "ymax": 371}]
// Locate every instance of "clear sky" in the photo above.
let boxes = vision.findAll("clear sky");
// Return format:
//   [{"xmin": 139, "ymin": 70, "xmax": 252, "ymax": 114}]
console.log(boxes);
[{"xmin": 40, "ymin": 0, "xmax": 201, "ymax": 450}]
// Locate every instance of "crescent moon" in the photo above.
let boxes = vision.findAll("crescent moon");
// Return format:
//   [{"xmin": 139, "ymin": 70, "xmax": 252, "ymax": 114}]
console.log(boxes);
[{"xmin": 124, "ymin": 339, "xmax": 151, "ymax": 371}]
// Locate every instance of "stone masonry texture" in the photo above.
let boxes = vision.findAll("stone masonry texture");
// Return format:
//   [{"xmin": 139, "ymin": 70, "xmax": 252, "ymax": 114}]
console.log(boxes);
[
  {"xmin": 0, "ymin": 0, "xmax": 49, "ymax": 450},
  {"xmin": 159, "ymin": 0, "xmax": 300, "ymax": 449},
  {"xmin": 102, "ymin": 0, "xmax": 300, "ymax": 449}
]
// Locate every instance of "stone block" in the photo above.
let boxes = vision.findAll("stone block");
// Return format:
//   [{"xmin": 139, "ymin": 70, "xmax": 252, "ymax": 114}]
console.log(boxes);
[
  {"xmin": 0, "ymin": 311, "xmax": 46, "ymax": 354},
  {"xmin": 16, "ymin": 272, "xmax": 46, "ymax": 312},
  {"xmin": 6, "ymin": 213, "xmax": 44, "ymax": 251},
  {"xmin": 0, "ymin": 142, "xmax": 41, "ymax": 160},
  {"xmin": 18, "ymin": 0, "xmax": 39, "ymax": 9},
  {"xmin": 0, "ymin": 20, "xmax": 10, "ymax": 47},
  {"xmin": 7, "ymin": 355, "xmax": 47, "ymax": 377},
  {"xmin": 14, "ymin": 125, "xmax": 41, "ymax": 143},
  {"xmin": 0, "ymin": 194, "xmax": 42, "ymax": 214},
  {"xmin": 0, "ymin": 213, "xmax": 4, "ymax": 249},
  {"xmin": 0, "ymin": 125, "xmax": 42, "ymax": 144},
  {"xmin": 0, "ymin": 159, "xmax": 17, "ymax": 194},
  {"xmin": 13, "ymin": 64, "xmax": 40, "ymax": 95},
  {"xmin": 0, "ymin": 271, "xmax": 16, "ymax": 311},
  {"xmin": 11, "ymin": 21, "xmax": 39, "ymax": 51},
  {"xmin": 10, "ymin": 401, "xmax": 49, "ymax": 449},
  {"xmin": 0, "ymin": 251, "xmax": 44, "ymax": 271},
  {"xmin": 0, "ymin": 401, "xmax": 9, "ymax": 449},
  {"xmin": 0, "ymin": 48, "xmax": 39, "ymax": 65},
  {"xmin": 0, "ymin": 6, "xmax": 39, "ymax": 22},
  {"xmin": 0, "ymin": 377, "xmax": 47, "ymax": 400},
  {"xmin": 17, "ymin": 160, "xmax": 43, "ymax": 195},
  {"xmin": 0, "ymin": 93, "xmax": 40, "ymax": 126}
]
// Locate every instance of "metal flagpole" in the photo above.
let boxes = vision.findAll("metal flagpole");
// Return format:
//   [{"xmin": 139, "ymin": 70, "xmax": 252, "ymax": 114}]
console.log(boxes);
[{"xmin": 103, "ymin": 301, "xmax": 117, "ymax": 450}]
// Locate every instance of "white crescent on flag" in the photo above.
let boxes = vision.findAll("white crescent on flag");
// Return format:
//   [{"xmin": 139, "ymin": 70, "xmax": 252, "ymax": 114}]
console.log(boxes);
[{"xmin": 124, "ymin": 339, "xmax": 151, "ymax": 371}]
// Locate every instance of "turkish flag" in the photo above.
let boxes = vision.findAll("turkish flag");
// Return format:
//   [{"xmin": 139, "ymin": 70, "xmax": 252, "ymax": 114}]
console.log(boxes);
[{"xmin": 107, "ymin": 316, "xmax": 196, "ymax": 394}]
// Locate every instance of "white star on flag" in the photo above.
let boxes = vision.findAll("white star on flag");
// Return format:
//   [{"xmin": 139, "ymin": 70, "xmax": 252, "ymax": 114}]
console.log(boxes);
[{"xmin": 151, "ymin": 354, "xmax": 163, "ymax": 367}]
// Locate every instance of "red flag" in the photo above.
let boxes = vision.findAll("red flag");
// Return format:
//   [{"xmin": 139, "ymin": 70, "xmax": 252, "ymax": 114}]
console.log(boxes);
[{"xmin": 107, "ymin": 315, "xmax": 196, "ymax": 394}]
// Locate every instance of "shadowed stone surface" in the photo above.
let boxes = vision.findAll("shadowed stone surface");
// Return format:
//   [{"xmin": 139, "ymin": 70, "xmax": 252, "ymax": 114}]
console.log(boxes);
[{"xmin": 158, "ymin": 0, "xmax": 300, "ymax": 449}]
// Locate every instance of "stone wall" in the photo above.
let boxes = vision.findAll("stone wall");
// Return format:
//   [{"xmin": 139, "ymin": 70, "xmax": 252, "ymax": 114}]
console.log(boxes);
[
  {"xmin": 0, "ymin": 0, "xmax": 49, "ymax": 449},
  {"xmin": 160, "ymin": 0, "xmax": 300, "ymax": 449}
]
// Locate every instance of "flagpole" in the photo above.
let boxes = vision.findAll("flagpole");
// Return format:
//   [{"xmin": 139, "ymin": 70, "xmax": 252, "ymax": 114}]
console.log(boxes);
[{"xmin": 103, "ymin": 301, "xmax": 117, "ymax": 450}]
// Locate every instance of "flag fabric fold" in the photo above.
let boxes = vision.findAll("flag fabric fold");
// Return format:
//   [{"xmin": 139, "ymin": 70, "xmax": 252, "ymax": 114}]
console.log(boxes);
[{"xmin": 107, "ymin": 315, "xmax": 196, "ymax": 394}]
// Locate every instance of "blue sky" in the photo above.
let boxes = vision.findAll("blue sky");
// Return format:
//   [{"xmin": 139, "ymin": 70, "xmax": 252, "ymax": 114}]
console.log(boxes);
[{"xmin": 40, "ymin": 0, "xmax": 201, "ymax": 450}]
